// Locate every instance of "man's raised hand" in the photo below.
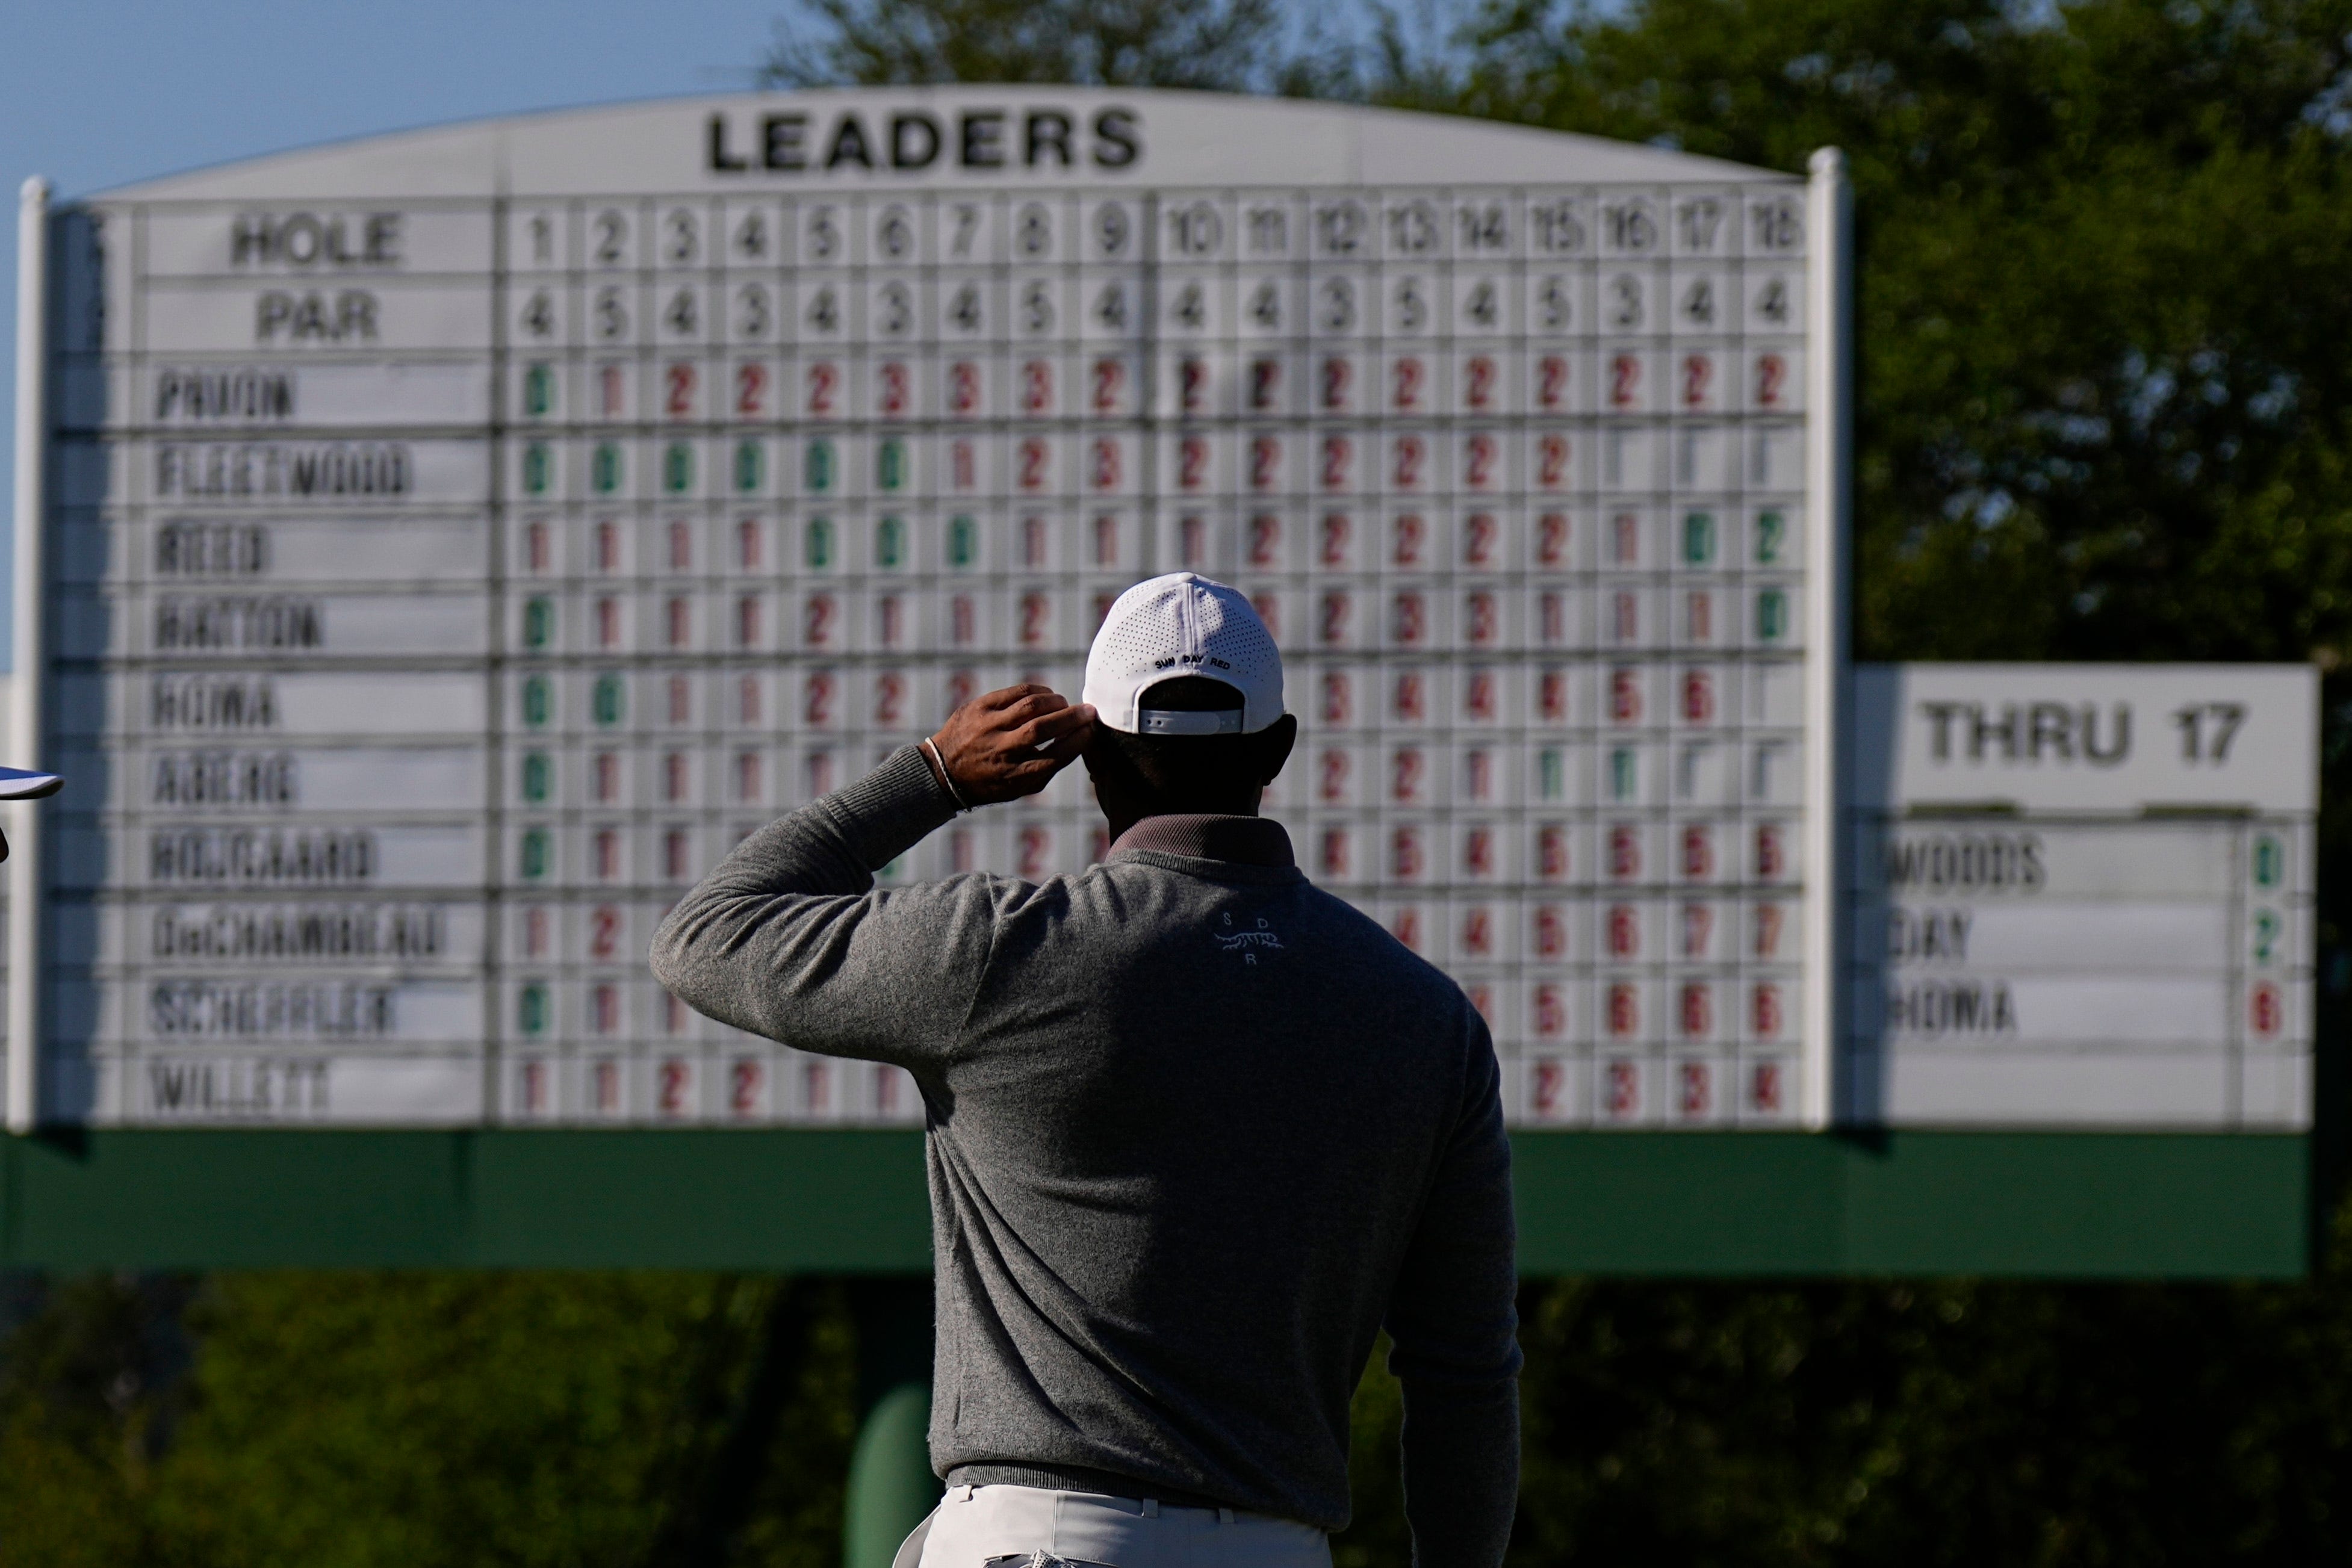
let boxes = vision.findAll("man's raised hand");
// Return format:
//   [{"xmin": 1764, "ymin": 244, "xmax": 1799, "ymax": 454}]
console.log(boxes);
[{"xmin": 926, "ymin": 685, "xmax": 1097, "ymax": 807}]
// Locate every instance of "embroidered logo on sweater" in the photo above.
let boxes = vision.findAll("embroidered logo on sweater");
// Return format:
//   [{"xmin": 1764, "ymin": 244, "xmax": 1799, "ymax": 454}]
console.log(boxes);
[{"xmin": 1214, "ymin": 913, "xmax": 1283, "ymax": 964}]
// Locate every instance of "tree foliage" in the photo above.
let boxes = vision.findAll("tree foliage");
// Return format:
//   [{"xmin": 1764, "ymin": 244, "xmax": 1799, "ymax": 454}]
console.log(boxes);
[
  {"xmin": 0, "ymin": 1272, "xmax": 857, "ymax": 1568},
  {"xmin": 759, "ymin": 0, "xmax": 1292, "ymax": 93}
]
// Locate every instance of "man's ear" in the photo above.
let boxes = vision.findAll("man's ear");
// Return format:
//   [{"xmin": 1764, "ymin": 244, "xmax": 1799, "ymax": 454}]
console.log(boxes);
[{"xmin": 1255, "ymin": 713, "xmax": 1299, "ymax": 786}]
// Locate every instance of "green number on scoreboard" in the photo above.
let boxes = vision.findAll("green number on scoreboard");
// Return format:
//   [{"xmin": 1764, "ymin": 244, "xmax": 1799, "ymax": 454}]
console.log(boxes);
[
  {"xmin": 1757, "ymin": 588, "xmax": 1787, "ymax": 643},
  {"xmin": 522, "ymin": 597, "xmax": 553, "ymax": 649},
  {"xmin": 592, "ymin": 442, "xmax": 622, "ymax": 494},
  {"xmin": 521, "ymin": 677, "xmax": 551, "ymax": 728},
  {"xmin": 520, "ymin": 829, "xmax": 550, "ymax": 881},
  {"xmin": 2253, "ymin": 834, "xmax": 2284, "ymax": 888},
  {"xmin": 805, "ymin": 438, "xmax": 834, "ymax": 494},
  {"xmin": 877, "ymin": 438, "xmax": 905, "ymax": 492},
  {"xmin": 521, "ymin": 752, "xmax": 551, "ymax": 803},
  {"xmin": 877, "ymin": 515, "xmax": 905, "ymax": 569},
  {"xmin": 1755, "ymin": 509, "xmax": 1786, "ymax": 564},
  {"xmin": 948, "ymin": 514, "xmax": 976, "ymax": 569},
  {"xmin": 807, "ymin": 517, "xmax": 834, "ymax": 570},
  {"xmin": 1682, "ymin": 510, "xmax": 1715, "ymax": 565},
  {"xmin": 734, "ymin": 440, "xmax": 763, "ymax": 494},
  {"xmin": 663, "ymin": 442, "xmax": 694, "ymax": 494},
  {"xmin": 523, "ymin": 362, "xmax": 554, "ymax": 418},
  {"xmin": 519, "ymin": 984, "xmax": 548, "ymax": 1037},
  {"xmin": 592, "ymin": 674, "xmax": 625, "ymax": 728},
  {"xmin": 522, "ymin": 441, "xmax": 551, "ymax": 496}
]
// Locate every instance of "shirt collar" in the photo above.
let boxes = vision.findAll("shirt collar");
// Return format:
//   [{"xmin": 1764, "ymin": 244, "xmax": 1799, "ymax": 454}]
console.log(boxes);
[{"xmin": 1108, "ymin": 814, "xmax": 1295, "ymax": 869}]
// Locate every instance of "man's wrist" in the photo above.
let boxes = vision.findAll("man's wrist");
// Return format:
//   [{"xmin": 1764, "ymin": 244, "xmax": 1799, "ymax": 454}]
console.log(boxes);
[{"xmin": 920, "ymin": 736, "xmax": 973, "ymax": 813}]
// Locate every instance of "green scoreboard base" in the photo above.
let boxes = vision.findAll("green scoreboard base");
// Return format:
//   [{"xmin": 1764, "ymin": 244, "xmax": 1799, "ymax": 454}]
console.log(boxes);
[{"xmin": 0, "ymin": 1129, "xmax": 2310, "ymax": 1277}]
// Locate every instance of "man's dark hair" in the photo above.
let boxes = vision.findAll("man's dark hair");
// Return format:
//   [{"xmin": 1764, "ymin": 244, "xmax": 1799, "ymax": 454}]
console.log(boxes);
[{"xmin": 1090, "ymin": 676, "xmax": 1292, "ymax": 816}]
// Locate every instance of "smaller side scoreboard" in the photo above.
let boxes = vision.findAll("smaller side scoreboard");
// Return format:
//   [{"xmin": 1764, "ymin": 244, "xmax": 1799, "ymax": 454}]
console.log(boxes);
[{"xmin": 1847, "ymin": 665, "xmax": 2315, "ymax": 1129}]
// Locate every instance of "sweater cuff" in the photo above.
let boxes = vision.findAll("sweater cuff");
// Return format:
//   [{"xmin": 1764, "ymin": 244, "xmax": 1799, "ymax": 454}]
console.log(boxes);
[{"xmin": 820, "ymin": 745, "xmax": 961, "ymax": 873}]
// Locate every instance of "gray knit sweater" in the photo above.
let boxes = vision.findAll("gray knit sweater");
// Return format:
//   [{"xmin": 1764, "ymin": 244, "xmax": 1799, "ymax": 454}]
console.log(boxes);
[{"xmin": 650, "ymin": 746, "xmax": 1519, "ymax": 1567}]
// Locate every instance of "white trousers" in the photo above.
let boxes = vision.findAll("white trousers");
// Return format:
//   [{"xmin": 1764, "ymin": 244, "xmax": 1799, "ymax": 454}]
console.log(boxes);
[{"xmin": 905, "ymin": 1484, "xmax": 1331, "ymax": 1568}]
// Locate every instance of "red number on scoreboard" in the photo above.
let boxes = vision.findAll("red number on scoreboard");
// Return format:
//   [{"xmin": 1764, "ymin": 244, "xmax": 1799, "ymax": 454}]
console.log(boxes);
[
  {"xmin": 1092, "ymin": 356, "xmax": 1125, "ymax": 412},
  {"xmin": 1610, "ymin": 352, "xmax": 1640, "ymax": 408},
  {"xmin": 1022, "ymin": 358, "xmax": 1053, "ymax": 414},
  {"xmin": 1319, "ymin": 748, "xmax": 1350, "ymax": 803},
  {"xmin": 1607, "ymin": 904, "xmax": 1639, "ymax": 958},
  {"xmin": 665, "ymin": 362, "xmax": 696, "ymax": 418},
  {"xmin": 947, "ymin": 361, "xmax": 981, "ymax": 416},
  {"xmin": 1537, "ymin": 433, "xmax": 1571, "ymax": 489},
  {"xmin": 1537, "ymin": 826, "xmax": 1569, "ymax": 881},
  {"xmin": 1464, "ymin": 433, "xmax": 1497, "ymax": 491},
  {"xmin": 1250, "ymin": 435, "xmax": 1281, "ymax": 491},
  {"xmin": 1680, "ymin": 352, "xmax": 1712, "ymax": 409},
  {"xmin": 1320, "ymin": 671, "xmax": 1351, "ymax": 725},
  {"xmin": 1320, "ymin": 512, "xmax": 1352, "ymax": 566},
  {"xmin": 1607, "ymin": 984, "xmax": 1639, "ymax": 1039},
  {"xmin": 1179, "ymin": 356, "xmax": 1209, "ymax": 413},
  {"xmin": 1322, "ymin": 355, "xmax": 1353, "ymax": 411},
  {"xmin": 1319, "ymin": 591, "xmax": 1351, "ymax": 646},
  {"xmin": 1534, "ymin": 904, "xmax": 1566, "ymax": 958},
  {"xmin": 1179, "ymin": 435, "xmax": 1209, "ymax": 491},
  {"xmin": 735, "ymin": 361, "xmax": 768, "ymax": 417},
  {"xmin": 1681, "ymin": 825, "xmax": 1713, "ymax": 881},
  {"xmin": 1463, "ymin": 512, "xmax": 1498, "ymax": 567},
  {"xmin": 1756, "ymin": 352, "xmax": 1787, "ymax": 409},
  {"xmin": 877, "ymin": 360, "xmax": 910, "ymax": 417},
  {"xmin": 1392, "ymin": 747, "xmax": 1424, "ymax": 804},
  {"xmin": 1322, "ymin": 435, "xmax": 1351, "ymax": 491},
  {"xmin": 1392, "ymin": 356, "xmax": 1423, "ymax": 411},
  {"xmin": 1248, "ymin": 513, "xmax": 1281, "ymax": 567},
  {"xmin": 1392, "ymin": 435, "xmax": 1425, "ymax": 489},
  {"xmin": 1463, "ymin": 355, "xmax": 1495, "ymax": 410},
  {"xmin": 1393, "ymin": 512, "xmax": 1426, "ymax": 566},
  {"xmin": 1537, "ymin": 510, "xmax": 1569, "ymax": 566},
  {"xmin": 1681, "ymin": 669, "xmax": 1715, "ymax": 724},
  {"xmin": 1537, "ymin": 354, "xmax": 1569, "ymax": 411}
]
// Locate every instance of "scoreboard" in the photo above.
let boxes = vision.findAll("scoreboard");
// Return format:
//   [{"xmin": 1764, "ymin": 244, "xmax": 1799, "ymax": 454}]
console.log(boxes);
[
  {"xmin": 1846, "ymin": 665, "xmax": 2314, "ymax": 1128},
  {"xmin": 10, "ymin": 88, "xmax": 1848, "ymax": 1129}
]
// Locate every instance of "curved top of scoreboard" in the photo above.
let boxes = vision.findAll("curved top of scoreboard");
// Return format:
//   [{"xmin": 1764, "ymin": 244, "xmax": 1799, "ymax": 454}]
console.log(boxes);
[{"xmin": 88, "ymin": 87, "xmax": 1789, "ymax": 204}]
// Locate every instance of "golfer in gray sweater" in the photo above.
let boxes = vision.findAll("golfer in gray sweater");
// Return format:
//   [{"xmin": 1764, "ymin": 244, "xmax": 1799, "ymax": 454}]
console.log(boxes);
[{"xmin": 652, "ymin": 573, "xmax": 1519, "ymax": 1568}]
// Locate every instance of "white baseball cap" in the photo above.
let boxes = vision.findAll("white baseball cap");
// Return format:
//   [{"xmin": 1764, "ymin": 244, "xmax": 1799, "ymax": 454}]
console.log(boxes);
[{"xmin": 1083, "ymin": 572, "xmax": 1284, "ymax": 736}]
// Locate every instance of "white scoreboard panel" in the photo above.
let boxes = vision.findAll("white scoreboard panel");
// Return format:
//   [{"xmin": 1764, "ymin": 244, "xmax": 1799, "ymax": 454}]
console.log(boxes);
[
  {"xmin": 11, "ymin": 90, "xmax": 1848, "ymax": 1128},
  {"xmin": 1847, "ymin": 665, "xmax": 2316, "ymax": 1127}
]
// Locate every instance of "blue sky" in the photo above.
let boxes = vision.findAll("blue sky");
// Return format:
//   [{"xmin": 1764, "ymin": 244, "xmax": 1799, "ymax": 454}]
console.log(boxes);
[{"xmin": 0, "ymin": 0, "xmax": 838, "ymax": 652}]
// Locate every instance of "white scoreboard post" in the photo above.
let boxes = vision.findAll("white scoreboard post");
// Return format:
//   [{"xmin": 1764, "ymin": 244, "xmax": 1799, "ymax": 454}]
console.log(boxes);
[
  {"xmin": 1847, "ymin": 665, "xmax": 2316, "ymax": 1127},
  {"xmin": 10, "ymin": 89, "xmax": 1843, "ymax": 1130}
]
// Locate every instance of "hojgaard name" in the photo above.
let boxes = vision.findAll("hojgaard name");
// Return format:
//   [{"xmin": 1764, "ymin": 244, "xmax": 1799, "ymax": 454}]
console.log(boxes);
[{"xmin": 706, "ymin": 105, "xmax": 1141, "ymax": 175}]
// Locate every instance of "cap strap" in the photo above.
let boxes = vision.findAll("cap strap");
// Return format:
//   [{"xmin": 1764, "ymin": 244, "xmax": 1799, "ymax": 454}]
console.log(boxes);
[{"xmin": 1138, "ymin": 708, "xmax": 1243, "ymax": 736}]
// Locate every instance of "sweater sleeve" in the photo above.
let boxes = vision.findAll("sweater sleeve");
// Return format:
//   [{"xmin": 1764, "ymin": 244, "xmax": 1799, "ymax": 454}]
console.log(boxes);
[
  {"xmin": 648, "ymin": 746, "xmax": 1001, "ymax": 1071},
  {"xmin": 1383, "ymin": 1015, "xmax": 1521, "ymax": 1568}
]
